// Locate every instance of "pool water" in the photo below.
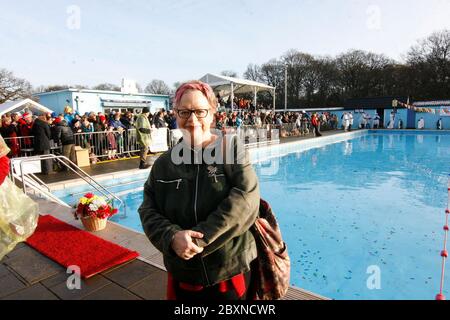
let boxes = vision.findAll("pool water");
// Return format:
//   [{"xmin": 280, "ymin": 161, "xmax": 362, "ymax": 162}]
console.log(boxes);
[
  {"xmin": 253, "ymin": 132, "xmax": 450, "ymax": 300},
  {"xmin": 58, "ymin": 131, "xmax": 450, "ymax": 300}
]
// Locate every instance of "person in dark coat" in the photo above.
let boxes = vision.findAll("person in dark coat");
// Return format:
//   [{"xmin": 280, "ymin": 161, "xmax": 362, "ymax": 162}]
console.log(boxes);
[
  {"xmin": 53, "ymin": 119, "xmax": 76, "ymax": 169},
  {"xmin": 32, "ymin": 113, "xmax": 53, "ymax": 174}
]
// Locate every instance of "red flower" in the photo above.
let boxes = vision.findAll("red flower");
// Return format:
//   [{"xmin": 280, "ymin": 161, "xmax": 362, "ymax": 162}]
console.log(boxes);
[{"xmin": 85, "ymin": 193, "xmax": 94, "ymax": 199}]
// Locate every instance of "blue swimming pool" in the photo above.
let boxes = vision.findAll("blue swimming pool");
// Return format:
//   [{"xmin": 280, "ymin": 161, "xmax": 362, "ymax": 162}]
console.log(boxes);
[{"xmin": 57, "ymin": 130, "xmax": 450, "ymax": 300}]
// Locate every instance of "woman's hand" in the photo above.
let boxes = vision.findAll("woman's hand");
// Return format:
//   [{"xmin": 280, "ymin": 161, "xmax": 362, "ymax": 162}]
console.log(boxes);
[{"xmin": 171, "ymin": 230, "xmax": 204, "ymax": 260}]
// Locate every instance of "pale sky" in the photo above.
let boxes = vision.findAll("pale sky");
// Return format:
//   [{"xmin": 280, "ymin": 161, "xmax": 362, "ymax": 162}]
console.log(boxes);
[{"xmin": 1, "ymin": 0, "xmax": 450, "ymax": 89}]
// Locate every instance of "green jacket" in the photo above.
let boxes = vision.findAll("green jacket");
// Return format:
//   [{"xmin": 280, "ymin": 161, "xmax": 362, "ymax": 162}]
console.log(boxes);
[
  {"xmin": 138, "ymin": 138, "xmax": 259, "ymax": 286},
  {"xmin": 135, "ymin": 114, "xmax": 152, "ymax": 147}
]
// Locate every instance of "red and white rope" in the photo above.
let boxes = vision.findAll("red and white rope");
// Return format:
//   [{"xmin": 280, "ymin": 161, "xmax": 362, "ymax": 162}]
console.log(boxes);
[{"xmin": 436, "ymin": 175, "xmax": 450, "ymax": 300}]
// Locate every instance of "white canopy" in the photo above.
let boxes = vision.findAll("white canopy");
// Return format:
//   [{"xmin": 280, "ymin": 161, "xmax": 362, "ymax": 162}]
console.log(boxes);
[
  {"xmin": 200, "ymin": 73, "xmax": 276, "ymax": 111},
  {"xmin": 0, "ymin": 98, "xmax": 53, "ymax": 117}
]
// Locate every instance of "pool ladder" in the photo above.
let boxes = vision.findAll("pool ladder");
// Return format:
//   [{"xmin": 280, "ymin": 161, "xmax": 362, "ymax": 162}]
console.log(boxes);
[{"xmin": 9, "ymin": 154, "xmax": 127, "ymax": 217}]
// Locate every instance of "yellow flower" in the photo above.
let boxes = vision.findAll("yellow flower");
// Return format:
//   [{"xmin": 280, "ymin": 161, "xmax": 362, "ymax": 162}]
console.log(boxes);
[{"xmin": 79, "ymin": 197, "xmax": 88, "ymax": 205}]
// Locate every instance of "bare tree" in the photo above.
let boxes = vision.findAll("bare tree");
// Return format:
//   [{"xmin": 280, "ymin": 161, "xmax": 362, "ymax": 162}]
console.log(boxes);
[
  {"xmin": 220, "ymin": 70, "xmax": 239, "ymax": 78},
  {"xmin": 38, "ymin": 85, "xmax": 70, "ymax": 93},
  {"xmin": 144, "ymin": 80, "xmax": 171, "ymax": 95},
  {"xmin": 407, "ymin": 29, "xmax": 450, "ymax": 99},
  {"xmin": 0, "ymin": 68, "xmax": 32, "ymax": 103},
  {"xmin": 92, "ymin": 83, "xmax": 120, "ymax": 91},
  {"xmin": 243, "ymin": 64, "xmax": 262, "ymax": 81}
]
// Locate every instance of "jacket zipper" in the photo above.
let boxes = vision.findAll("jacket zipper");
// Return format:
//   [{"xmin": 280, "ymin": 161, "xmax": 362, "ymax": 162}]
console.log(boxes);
[
  {"xmin": 194, "ymin": 164, "xmax": 211, "ymax": 286},
  {"xmin": 156, "ymin": 179, "xmax": 182, "ymax": 189}
]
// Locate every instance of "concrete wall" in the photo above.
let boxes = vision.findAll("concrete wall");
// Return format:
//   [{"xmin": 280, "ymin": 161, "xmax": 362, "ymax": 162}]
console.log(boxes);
[
  {"xmin": 35, "ymin": 90, "xmax": 170, "ymax": 116},
  {"xmin": 36, "ymin": 91, "xmax": 73, "ymax": 116}
]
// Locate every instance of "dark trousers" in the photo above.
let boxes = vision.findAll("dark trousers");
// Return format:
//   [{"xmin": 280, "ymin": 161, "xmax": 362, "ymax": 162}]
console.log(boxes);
[
  {"xmin": 139, "ymin": 147, "xmax": 148, "ymax": 164},
  {"xmin": 37, "ymin": 150, "xmax": 53, "ymax": 175},
  {"xmin": 313, "ymin": 125, "xmax": 322, "ymax": 137}
]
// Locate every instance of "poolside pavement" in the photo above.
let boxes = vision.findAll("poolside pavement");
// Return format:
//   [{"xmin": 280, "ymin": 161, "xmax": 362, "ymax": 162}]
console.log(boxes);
[{"xmin": 1, "ymin": 131, "xmax": 344, "ymax": 300}]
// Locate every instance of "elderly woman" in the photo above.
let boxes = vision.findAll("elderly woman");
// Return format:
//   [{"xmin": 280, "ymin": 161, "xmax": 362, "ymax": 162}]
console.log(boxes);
[{"xmin": 138, "ymin": 80, "xmax": 260, "ymax": 301}]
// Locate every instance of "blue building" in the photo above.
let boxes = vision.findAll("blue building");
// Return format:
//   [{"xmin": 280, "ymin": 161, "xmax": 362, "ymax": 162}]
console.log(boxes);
[{"xmin": 34, "ymin": 89, "xmax": 170, "ymax": 116}]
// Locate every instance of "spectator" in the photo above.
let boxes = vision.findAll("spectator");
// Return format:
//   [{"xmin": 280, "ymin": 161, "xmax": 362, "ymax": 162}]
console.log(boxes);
[
  {"xmin": 109, "ymin": 112, "xmax": 127, "ymax": 130},
  {"xmin": 388, "ymin": 111, "xmax": 395, "ymax": 129},
  {"xmin": 418, "ymin": 117, "xmax": 425, "ymax": 130},
  {"xmin": 437, "ymin": 118, "xmax": 443, "ymax": 130},
  {"xmin": 19, "ymin": 112, "xmax": 34, "ymax": 149},
  {"xmin": 0, "ymin": 116, "xmax": 20, "ymax": 157},
  {"xmin": 342, "ymin": 112, "xmax": 349, "ymax": 131},
  {"xmin": 95, "ymin": 114, "xmax": 108, "ymax": 132},
  {"xmin": 348, "ymin": 112, "xmax": 354, "ymax": 131},
  {"xmin": 136, "ymin": 107, "xmax": 152, "ymax": 169},
  {"xmin": 64, "ymin": 106, "xmax": 74, "ymax": 125},
  {"xmin": 32, "ymin": 113, "xmax": 53, "ymax": 175},
  {"xmin": 121, "ymin": 111, "xmax": 135, "ymax": 130},
  {"xmin": 72, "ymin": 119, "xmax": 83, "ymax": 134},
  {"xmin": 106, "ymin": 126, "xmax": 118, "ymax": 160},
  {"xmin": 81, "ymin": 116, "xmax": 94, "ymax": 152},
  {"xmin": 154, "ymin": 111, "xmax": 168, "ymax": 129},
  {"xmin": 311, "ymin": 113, "xmax": 322, "ymax": 137},
  {"xmin": 373, "ymin": 113, "xmax": 380, "ymax": 129},
  {"xmin": 167, "ymin": 110, "xmax": 177, "ymax": 130},
  {"xmin": 53, "ymin": 119, "xmax": 76, "ymax": 170}
]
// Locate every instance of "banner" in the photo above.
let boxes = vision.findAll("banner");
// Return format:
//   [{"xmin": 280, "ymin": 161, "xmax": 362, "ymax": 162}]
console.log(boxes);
[
  {"xmin": 440, "ymin": 108, "xmax": 450, "ymax": 117},
  {"xmin": 398, "ymin": 101, "xmax": 450, "ymax": 115}
]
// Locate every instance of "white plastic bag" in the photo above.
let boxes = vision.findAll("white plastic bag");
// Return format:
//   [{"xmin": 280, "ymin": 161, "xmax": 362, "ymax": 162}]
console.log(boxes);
[{"xmin": 0, "ymin": 177, "xmax": 39, "ymax": 261}]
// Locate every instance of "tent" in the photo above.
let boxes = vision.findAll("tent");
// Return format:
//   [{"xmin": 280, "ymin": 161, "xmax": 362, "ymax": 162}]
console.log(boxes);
[
  {"xmin": 0, "ymin": 98, "xmax": 53, "ymax": 117},
  {"xmin": 200, "ymin": 73, "xmax": 276, "ymax": 111}
]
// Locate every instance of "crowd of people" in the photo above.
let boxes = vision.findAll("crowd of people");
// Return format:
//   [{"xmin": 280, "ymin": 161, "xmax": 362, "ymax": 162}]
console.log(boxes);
[
  {"xmin": 0, "ymin": 106, "xmax": 178, "ymax": 162},
  {"xmin": 0, "ymin": 105, "xmax": 343, "ymax": 168}
]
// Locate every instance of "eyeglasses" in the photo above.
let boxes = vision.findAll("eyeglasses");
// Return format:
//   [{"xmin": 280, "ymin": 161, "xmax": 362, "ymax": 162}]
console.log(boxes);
[{"xmin": 175, "ymin": 109, "xmax": 210, "ymax": 119}]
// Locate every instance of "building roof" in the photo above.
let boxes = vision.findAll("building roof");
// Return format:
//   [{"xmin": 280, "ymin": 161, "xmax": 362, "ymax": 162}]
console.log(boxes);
[
  {"xmin": 200, "ymin": 73, "xmax": 275, "ymax": 94},
  {"xmin": 0, "ymin": 98, "xmax": 53, "ymax": 116},
  {"xmin": 33, "ymin": 88, "xmax": 170, "ymax": 98}
]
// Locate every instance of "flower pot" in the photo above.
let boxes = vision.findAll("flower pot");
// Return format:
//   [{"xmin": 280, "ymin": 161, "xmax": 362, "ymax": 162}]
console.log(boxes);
[{"xmin": 81, "ymin": 215, "xmax": 107, "ymax": 232}]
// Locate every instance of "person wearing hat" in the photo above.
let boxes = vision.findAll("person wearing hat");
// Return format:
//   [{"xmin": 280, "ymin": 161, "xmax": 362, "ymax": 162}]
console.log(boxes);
[
  {"xmin": 19, "ymin": 112, "xmax": 34, "ymax": 149},
  {"xmin": 64, "ymin": 106, "xmax": 74, "ymax": 126},
  {"xmin": 136, "ymin": 107, "xmax": 152, "ymax": 169}
]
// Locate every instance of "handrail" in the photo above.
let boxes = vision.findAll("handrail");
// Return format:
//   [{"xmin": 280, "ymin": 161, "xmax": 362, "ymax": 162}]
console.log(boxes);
[
  {"xmin": 68, "ymin": 178, "xmax": 148, "ymax": 197},
  {"xmin": 11, "ymin": 171, "xmax": 71, "ymax": 208},
  {"xmin": 12, "ymin": 155, "xmax": 126, "ymax": 217}
]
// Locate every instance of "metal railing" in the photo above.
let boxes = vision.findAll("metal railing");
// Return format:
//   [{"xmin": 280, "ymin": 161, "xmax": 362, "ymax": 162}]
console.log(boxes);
[
  {"xmin": 3, "ymin": 123, "xmax": 325, "ymax": 161},
  {"xmin": 73, "ymin": 129, "xmax": 142, "ymax": 161},
  {"xmin": 10, "ymin": 154, "xmax": 126, "ymax": 216}
]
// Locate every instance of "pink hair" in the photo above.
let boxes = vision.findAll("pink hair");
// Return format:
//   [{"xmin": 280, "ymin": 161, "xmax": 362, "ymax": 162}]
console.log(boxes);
[{"xmin": 174, "ymin": 80, "xmax": 217, "ymax": 110}]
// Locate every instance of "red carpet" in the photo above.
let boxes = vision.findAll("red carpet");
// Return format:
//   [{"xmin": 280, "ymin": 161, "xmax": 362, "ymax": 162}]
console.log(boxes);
[{"xmin": 26, "ymin": 215, "xmax": 139, "ymax": 278}]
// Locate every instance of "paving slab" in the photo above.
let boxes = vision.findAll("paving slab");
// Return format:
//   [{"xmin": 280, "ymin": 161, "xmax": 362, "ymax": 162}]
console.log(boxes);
[
  {"xmin": 3, "ymin": 243, "xmax": 34, "ymax": 259},
  {"xmin": 118, "ymin": 233, "xmax": 159, "ymax": 260},
  {"xmin": 102, "ymin": 259, "xmax": 162, "ymax": 289},
  {"xmin": 40, "ymin": 271, "xmax": 72, "ymax": 289},
  {"xmin": 3, "ymin": 247, "xmax": 64, "ymax": 284},
  {"xmin": 128, "ymin": 268, "xmax": 167, "ymax": 300},
  {"xmin": 0, "ymin": 273, "xmax": 27, "ymax": 298},
  {"xmin": 93, "ymin": 221, "xmax": 139, "ymax": 245},
  {"xmin": 2, "ymin": 283, "xmax": 59, "ymax": 300},
  {"xmin": 48, "ymin": 274, "xmax": 112, "ymax": 300},
  {"xmin": 82, "ymin": 283, "xmax": 142, "ymax": 300},
  {"xmin": 0, "ymin": 264, "xmax": 11, "ymax": 278},
  {"xmin": 146, "ymin": 252, "xmax": 166, "ymax": 270}
]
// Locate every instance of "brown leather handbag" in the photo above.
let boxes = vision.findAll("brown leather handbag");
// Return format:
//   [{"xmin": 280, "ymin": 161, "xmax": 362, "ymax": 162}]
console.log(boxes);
[{"xmin": 251, "ymin": 199, "xmax": 291, "ymax": 300}]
